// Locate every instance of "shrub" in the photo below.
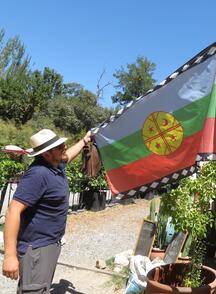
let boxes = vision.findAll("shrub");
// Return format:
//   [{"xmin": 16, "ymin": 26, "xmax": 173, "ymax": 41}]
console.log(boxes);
[
  {"xmin": 161, "ymin": 162, "xmax": 216, "ymax": 287},
  {"xmin": 0, "ymin": 157, "xmax": 25, "ymax": 189}
]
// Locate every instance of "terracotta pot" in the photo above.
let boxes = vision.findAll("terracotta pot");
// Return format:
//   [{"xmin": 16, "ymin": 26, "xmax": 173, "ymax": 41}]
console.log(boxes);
[
  {"xmin": 146, "ymin": 263, "xmax": 216, "ymax": 293},
  {"xmin": 177, "ymin": 256, "xmax": 191, "ymax": 264},
  {"xmin": 150, "ymin": 248, "xmax": 165, "ymax": 261}
]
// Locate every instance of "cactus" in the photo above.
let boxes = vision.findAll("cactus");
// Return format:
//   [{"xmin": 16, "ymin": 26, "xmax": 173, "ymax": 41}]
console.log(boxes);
[{"xmin": 149, "ymin": 198, "xmax": 156, "ymax": 222}]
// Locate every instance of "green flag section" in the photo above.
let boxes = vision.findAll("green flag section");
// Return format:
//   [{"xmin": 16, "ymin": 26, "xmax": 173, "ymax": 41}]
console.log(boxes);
[
  {"xmin": 99, "ymin": 91, "xmax": 215, "ymax": 171},
  {"xmin": 93, "ymin": 43, "xmax": 216, "ymax": 198},
  {"xmin": 106, "ymin": 124, "xmax": 215, "ymax": 195}
]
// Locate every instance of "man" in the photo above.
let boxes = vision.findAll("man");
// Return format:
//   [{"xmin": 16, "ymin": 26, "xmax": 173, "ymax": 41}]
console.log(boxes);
[{"xmin": 2, "ymin": 129, "xmax": 91, "ymax": 293}]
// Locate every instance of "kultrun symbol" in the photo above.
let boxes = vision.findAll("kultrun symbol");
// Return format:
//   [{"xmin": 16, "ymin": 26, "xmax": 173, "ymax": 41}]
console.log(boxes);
[{"xmin": 142, "ymin": 111, "xmax": 184, "ymax": 156}]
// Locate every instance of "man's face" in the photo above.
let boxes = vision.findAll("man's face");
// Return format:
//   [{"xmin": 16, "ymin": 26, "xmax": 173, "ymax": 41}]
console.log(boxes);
[{"xmin": 44, "ymin": 143, "xmax": 67, "ymax": 166}]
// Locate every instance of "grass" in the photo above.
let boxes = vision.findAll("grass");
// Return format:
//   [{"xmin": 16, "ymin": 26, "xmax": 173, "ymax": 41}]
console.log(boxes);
[{"xmin": 105, "ymin": 257, "xmax": 130, "ymax": 290}]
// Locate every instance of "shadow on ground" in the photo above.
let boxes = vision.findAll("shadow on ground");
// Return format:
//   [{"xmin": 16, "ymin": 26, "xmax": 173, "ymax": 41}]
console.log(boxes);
[{"xmin": 51, "ymin": 279, "xmax": 85, "ymax": 294}]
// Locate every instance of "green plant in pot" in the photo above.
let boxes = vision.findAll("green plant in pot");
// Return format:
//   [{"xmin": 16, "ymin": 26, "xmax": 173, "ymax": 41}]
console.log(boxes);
[
  {"xmin": 66, "ymin": 158, "xmax": 108, "ymax": 211},
  {"xmin": 205, "ymin": 197, "xmax": 216, "ymax": 258},
  {"xmin": 146, "ymin": 162, "xmax": 216, "ymax": 293},
  {"xmin": 66, "ymin": 159, "xmax": 86, "ymax": 193},
  {"xmin": 84, "ymin": 169, "xmax": 108, "ymax": 191},
  {"xmin": 81, "ymin": 169, "xmax": 108, "ymax": 211},
  {"xmin": 149, "ymin": 196, "xmax": 174, "ymax": 260}
]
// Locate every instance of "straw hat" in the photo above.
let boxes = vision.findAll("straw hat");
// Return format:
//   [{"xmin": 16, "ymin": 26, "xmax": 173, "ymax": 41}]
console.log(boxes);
[
  {"xmin": 1, "ymin": 145, "xmax": 28, "ymax": 154},
  {"xmin": 28, "ymin": 129, "xmax": 67, "ymax": 157}
]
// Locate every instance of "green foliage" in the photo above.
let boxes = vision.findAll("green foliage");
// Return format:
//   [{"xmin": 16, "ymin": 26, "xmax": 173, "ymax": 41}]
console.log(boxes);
[
  {"xmin": 181, "ymin": 234, "xmax": 193, "ymax": 257},
  {"xmin": 0, "ymin": 119, "xmax": 19, "ymax": 146},
  {"xmin": 105, "ymin": 257, "xmax": 130, "ymax": 290},
  {"xmin": 0, "ymin": 30, "xmax": 33, "ymax": 125},
  {"xmin": 155, "ymin": 218, "xmax": 168, "ymax": 250},
  {"xmin": 0, "ymin": 29, "xmax": 29, "ymax": 78},
  {"xmin": 66, "ymin": 158, "xmax": 108, "ymax": 192},
  {"xmin": 0, "ymin": 66, "xmax": 65, "ymax": 126},
  {"xmin": 66, "ymin": 158, "xmax": 85, "ymax": 193},
  {"xmin": 182, "ymin": 240, "xmax": 206, "ymax": 287},
  {"xmin": 84, "ymin": 170, "xmax": 108, "ymax": 191},
  {"xmin": 112, "ymin": 56, "xmax": 156, "ymax": 105},
  {"xmin": 0, "ymin": 118, "xmax": 77, "ymax": 151},
  {"xmin": 0, "ymin": 29, "xmax": 66, "ymax": 126},
  {"xmin": 109, "ymin": 267, "xmax": 130, "ymax": 291},
  {"xmin": 105, "ymin": 257, "xmax": 115, "ymax": 270},
  {"xmin": 148, "ymin": 198, "xmax": 156, "ymax": 222},
  {"xmin": 154, "ymin": 198, "xmax": 170, "ymax": 250},
  {"xmin": 161, "ymin": 162, "xmax": 216, "ymax": 287},
  {"xmin": 0, "ymin": 157, "xmax": 24, "ymax": 189},
  {"xmin": 162, "ymin": 164, "xmax": 215, "ymax": 240},
  {"xmin": 25, "ymin": 115, "xmax": 56, "ymax": 134},
  {"xmin": 49, "ymin": 84, "xmax": 112, "ymax": 134}
]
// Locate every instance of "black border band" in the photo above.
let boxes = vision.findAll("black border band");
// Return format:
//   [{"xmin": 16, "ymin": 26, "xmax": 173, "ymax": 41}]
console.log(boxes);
[{"xmin": 33, "ymin": 136, "xmax": 60, "ymax": 153}]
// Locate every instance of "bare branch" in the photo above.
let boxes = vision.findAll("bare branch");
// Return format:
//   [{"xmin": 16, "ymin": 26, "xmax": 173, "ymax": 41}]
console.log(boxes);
[{"xmin": 96, "ymin": 69, "xmax": 111, "ymax": 100}]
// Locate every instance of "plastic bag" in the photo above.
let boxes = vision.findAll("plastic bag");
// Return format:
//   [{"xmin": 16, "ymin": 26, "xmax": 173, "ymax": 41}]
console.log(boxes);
[
  {"xmin": 114, "ymin": 249, "xmax": 133, "ymax": 273},
  {"xmin": 124, "ymin": 272, "xmax": 144, "ymax": 294},
  {"xmin": 124, "ymin": 255, "xmax": 165, "ymax": 294}
]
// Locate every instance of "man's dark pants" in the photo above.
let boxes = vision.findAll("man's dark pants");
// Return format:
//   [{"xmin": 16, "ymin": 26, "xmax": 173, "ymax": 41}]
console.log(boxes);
[{"xmin": 17, "ymin": 243, "xmax": 61, "ymax": 293}]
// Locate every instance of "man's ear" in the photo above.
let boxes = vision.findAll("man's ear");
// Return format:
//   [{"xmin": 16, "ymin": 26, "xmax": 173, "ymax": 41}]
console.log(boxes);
[{"xmin": 41, "ymin": 151, "xmax": 50, "ymax": 160}]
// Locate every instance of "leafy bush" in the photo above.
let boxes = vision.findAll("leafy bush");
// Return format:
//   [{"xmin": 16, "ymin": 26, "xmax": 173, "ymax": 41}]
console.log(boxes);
[
  {"xmin": 66, "ymin": 157, "xmax": 108, "ymax": 192},
  {"xmin": 84, "ymin": 170, "xmax": 108, "ymax": 191},
  {"xmin": 0, "ymin": 118, "xmax": 77, "ymax": 149},
  {"xmin": 0, "ymin": 157, "xmax": 25, "ymax": 189},
  {"xmin": 161, "ymin": 162, "xmax": 216, "ymax": 287},
  {"xmin": 66, "ymin": 158, "xmax": 85, "ymax": 192}
]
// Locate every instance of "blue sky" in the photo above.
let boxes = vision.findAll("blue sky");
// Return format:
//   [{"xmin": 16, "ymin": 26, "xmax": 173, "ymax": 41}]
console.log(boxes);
[{"xmin": 1, "ymin": 0, "xmax": 216, "ymax": 107}]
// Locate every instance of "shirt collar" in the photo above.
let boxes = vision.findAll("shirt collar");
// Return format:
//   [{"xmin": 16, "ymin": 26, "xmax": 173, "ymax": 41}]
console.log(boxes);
[{"xmin": 33, "ymin": 156, "xmax": 65, "ymax": 175}]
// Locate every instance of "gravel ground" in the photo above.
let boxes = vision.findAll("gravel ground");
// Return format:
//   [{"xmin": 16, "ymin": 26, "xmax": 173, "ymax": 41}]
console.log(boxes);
[{"xmin": 0, "ymin": 198, "xmax": 155, "ymax": 293}]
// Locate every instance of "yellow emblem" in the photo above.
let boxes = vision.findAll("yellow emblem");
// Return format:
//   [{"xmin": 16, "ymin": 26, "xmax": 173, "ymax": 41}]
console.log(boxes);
[{"xmin": 142, "ymin": 111, "xmax": 184, "ymax": 156}]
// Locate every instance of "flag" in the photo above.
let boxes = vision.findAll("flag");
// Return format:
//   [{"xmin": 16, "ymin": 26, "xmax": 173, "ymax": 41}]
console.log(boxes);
[{"xmin": 93, "ymin": 43, "xmax": 216, "ymax": 199}]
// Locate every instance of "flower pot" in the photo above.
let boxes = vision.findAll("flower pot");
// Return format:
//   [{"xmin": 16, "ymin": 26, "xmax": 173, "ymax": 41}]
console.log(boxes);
[
  {"xmin": 146, "ymin": 263, "xmax": 216, "ymax": 293},
  {"xmin": 177, "ymin": 256, "xmax": 191, "ymax": 263},
  {"xmin": 206, "ymin": 242, "xmax": 216, "ymax": 258},
  {"xmin": 150, "ymin": 248, "xmax": 165, "ymax": 261},
  {"xmin": 82, "ymin": 190, "xmax": 106, "ymax": 212}
]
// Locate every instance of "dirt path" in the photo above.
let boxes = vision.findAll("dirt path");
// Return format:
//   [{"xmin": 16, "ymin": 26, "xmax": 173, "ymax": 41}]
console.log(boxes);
[{"xmin": 52, "ymin": 199, "xmax": 154, "ymax": 293}]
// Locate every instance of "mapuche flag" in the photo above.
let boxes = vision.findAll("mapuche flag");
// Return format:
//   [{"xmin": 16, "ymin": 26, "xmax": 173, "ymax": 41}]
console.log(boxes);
[{"xmin": 93, "ymin": 43, "xmax": 216, "ymax": 199}]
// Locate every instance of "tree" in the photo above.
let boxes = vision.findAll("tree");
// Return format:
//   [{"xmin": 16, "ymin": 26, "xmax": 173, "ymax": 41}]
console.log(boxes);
[
  {"xmin": 48, "ymin": 84, "xmax": 112, "ymax": 134},
  {"xmin": 0, "ymin": 29, "xmax": 32, "ymax": 125},
  {"xmin": 96, "ymin": 69, "xmax": 111, "ymax": 100},
  {"xmin": 41, "ymin": 67, "xmax": 64, "ymax": 99},
  {"xmin": 0, "ymin": 29, "xmax": 112, "ymax": 131},
  {"xmin": 111, "ymin": 56, "xmax": 156, "ymax": 105},
  {"xmin": 0, "ymin": 29, "xmax": 30, "ymax": 79},
  {"xmin": 0, "ymin": 65, "xmax": 65, "ymax": 125}
]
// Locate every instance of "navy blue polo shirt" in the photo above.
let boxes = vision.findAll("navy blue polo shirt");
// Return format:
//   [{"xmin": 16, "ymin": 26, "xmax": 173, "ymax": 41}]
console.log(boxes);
[{"xmin": 13, "ymin": 157, "xmax": 69, "ymax": 253}]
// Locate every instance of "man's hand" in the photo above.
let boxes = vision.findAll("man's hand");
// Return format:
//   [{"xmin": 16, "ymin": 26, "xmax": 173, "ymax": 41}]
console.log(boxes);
[
  {"xmin": 2, "ymin": 200, "xmax": 26, "ymax": 280},
  {"xmin": 2, "ymin": 254, "xmax": 19, "ymax": 280},
  {"xmin": 83, "ymin": 130, "xmax": 92, "ymax": 145}
]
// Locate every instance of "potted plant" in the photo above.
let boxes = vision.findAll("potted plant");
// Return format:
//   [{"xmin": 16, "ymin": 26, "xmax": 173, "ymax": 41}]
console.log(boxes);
[
  {"xmin": 148, "ymin": 196, "xmax": 175, "ymax": 261},
  {"xmin": 66, "ymin": 158, "xmax": 86, "ymax": 211},
  {"xmin": 66, "ymin": 159, "xmax": 85, "ymax": 193},
  {"xmin": 66, "ymin": 156, "xmax": 109, "ymax": 211},
  {"xmin": 146, "ymin": 162, "xmax": 216, "ymax": 293},
  {"xmin": 205, "ymin": 198, "xmax": 216, "ymax": 258},
  {"xmin": 82, "ymin": 169, "xmax": 108, "ymax": 211}
]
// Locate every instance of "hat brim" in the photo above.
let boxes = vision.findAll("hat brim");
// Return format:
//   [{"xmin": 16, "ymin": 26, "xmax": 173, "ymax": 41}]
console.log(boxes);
[
  {"xmin": 28, "ymin": 137, "xmax": 68, "ymax": 157},
  {"xmin": 1, "ymin": 145, "xmax": 28, "ymax": 154}
]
